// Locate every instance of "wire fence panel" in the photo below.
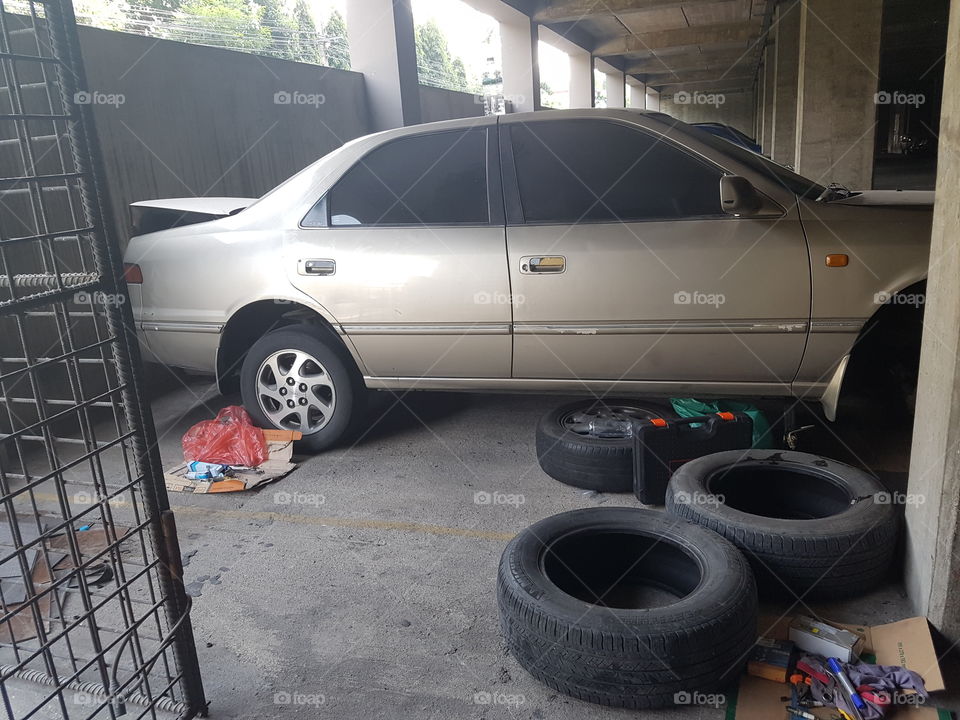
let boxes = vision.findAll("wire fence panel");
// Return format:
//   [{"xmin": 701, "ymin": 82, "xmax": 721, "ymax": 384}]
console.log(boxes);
[{"xmin": 0, "ymin": 1, "xmax": 205, "ymax": 718}]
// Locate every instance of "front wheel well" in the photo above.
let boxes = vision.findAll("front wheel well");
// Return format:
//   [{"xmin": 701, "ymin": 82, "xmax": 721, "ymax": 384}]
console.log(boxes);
[
  {"xmin": 216, "ymin": 300, "xmax": 344, "ymax": 393},
  {"xmin": 842, "ymin": 280, "xmax": 926, "ymax": 408}
]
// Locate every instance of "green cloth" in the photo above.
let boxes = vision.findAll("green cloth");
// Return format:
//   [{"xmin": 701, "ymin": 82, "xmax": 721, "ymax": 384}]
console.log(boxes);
[{"xmin": 670, "ymin": 398, "xmax": 774, "ymax": 449}]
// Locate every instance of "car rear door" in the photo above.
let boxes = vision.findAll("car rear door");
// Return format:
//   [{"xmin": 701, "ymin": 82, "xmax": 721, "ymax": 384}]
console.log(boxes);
[
  {"xmin": 500, "ymin": 116, "xmax": 810, "ymax": 388},
  {"xmin": 286, "ymin": 124, "xmax": 511, "ymax": 380}
]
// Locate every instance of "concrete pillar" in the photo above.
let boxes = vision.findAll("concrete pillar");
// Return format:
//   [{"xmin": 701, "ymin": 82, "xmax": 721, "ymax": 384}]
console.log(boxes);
[
  {"xmin": 905, "ymin": 0, "xmax": 960, "ymax": 645},
  {"xmin": 794, "ymin": 0, "xmax": 881, "ymax": 189},
  {"xmin": 345, "ymin": 0, "xmax": 420, "ymax": 130},
  {"xmin": 628, "ymin": 79, "xmax": 646, "ymax": 109},
  {"xmin": 646, "ymin": 87, "xmax": 660, "ymax": 111},
  {"xmin": 501, "ymin": 15, "xmax": 540, "ymax": 113},
  {"xmin": 540, "ymin": 25, "xmax": 592, "ymax": 109},
  {"xmin": 761, "ymin": 46, "xmax": 776, "ymax": 154},
  {"xmin": 771, "ymin": 0, "xmax": 801, "ymax": 166},
  {"xmin": 569, "ymin": 50, "xmax": 594, "ymax": 108},
  {"xmin": 596, "ymin": 59, "xmax": 625, "ymax": 108}
]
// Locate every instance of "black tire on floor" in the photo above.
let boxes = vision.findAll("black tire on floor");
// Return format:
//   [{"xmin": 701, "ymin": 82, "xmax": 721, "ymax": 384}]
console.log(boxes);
[
  {"xmin": 497, "ymin": 507, "xmax": 758, "ymax": 709},
  {"xmin": 665, "ymin": 450, "xmax": 898, "ymax": 600},
  {"xmin": 240, "ymin": 323, "xmax": 367, "ymax": 452},
  {"xmin": 535, "ymin": 398, "xmax": 676, "ymax": 492}
]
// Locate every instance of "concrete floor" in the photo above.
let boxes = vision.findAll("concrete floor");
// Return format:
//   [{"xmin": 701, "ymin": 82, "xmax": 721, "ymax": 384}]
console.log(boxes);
[{"xmin": 129, "ymin": 370, "xmax": 960, "ymax": 720}]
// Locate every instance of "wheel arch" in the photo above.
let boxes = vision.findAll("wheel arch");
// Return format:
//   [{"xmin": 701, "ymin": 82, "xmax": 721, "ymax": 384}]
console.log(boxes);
[
  {"xmin": 216, "ymin": 299, "xmax": 366, "ymax": 393},
  {"xmin": 828, "ymin": 278, "xmax": 927, "ymax": 419}
]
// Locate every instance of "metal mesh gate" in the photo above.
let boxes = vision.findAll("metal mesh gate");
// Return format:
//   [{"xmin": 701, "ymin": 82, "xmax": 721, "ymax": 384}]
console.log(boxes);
[{"xmin": 0, "ymin": 0, "xmax": 206, "ymax": 717}]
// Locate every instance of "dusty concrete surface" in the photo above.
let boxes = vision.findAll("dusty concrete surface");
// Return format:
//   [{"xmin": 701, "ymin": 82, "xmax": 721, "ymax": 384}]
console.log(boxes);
[{"xmin": 123, "ymin": 368, "xmax": 960, "ymax": 720}]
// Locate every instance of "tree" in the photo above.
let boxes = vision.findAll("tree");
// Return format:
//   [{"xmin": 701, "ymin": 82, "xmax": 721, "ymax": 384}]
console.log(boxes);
[
  {"xmin": 257, "ymin": 0, "xmax": 296, "ymax": 59},
  {"xmin": 172, "ymin": 0, "xmax": 269, "ymax": 52},
  {"xmin": 415, "ymin": 19, "xmax": 471, "ymax": 92},
  {"xmin": 321, "ymin": 9, "xmax": 350, "ymax": 70},
  {"xmin": 291, "ymin": 0, "xmax": 323, "ymax": 64}
]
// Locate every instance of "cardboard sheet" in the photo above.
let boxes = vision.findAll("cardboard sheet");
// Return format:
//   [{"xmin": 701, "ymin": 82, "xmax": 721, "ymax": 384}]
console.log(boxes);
[{"xmin": 165, "ymin": 429, "xmax": 301, "ymax": 493}]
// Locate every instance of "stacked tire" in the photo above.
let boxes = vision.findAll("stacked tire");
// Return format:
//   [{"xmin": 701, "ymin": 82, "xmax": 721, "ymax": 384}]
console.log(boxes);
[
  {"xmin": 535, "ymin": 399, "xmax": 675, "ymax": 493},
  {"xmin": 502, "ymin": 447, "xmax": 900, "ymax": 709},
  {"xmin": 665, "ymin": 450, "xmax": 898, "ymax": 600},
  {"xmin": 497, "ymin": 508, "xmax": 757, "ymax": 709}
]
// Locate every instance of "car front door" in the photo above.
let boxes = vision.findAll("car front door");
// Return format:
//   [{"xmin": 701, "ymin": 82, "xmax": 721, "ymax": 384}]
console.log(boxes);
[
  {"xmin": 500, "ymin": 116, "xmax": 810, "ymax": 390},
  {"xmin": 286, "ymin": 125, "xmax": 511, "ymax": 380}
]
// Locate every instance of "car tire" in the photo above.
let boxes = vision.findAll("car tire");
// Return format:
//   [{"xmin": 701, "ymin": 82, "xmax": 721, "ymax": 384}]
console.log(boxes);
[
  {"xmin": 535, "ymin": 398, "xmax": 676, "ymax": 493},
  {"xmin": 240, "ymin": 324, "xmax": 366, "ymax": 452},
  {"xmin": 665, "ymin": 450, "xmax": 898, "ymax": 599},
  {"xmin": 498, "ymin": 507, "xmax": 757, "ymax": 709}
]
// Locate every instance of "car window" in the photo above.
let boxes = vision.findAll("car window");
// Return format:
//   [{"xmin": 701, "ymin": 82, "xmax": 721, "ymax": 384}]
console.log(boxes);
[
  {"xmin": 508, "ymin": 120, "xmax": 724, "ymax": 224},
  {"xmin": 684, "ymin": 124, "xmax": 826, "ymax": 199},
  {"xmin": 317, "ymin": 129, "xmax": 489, "ymax": 227}
]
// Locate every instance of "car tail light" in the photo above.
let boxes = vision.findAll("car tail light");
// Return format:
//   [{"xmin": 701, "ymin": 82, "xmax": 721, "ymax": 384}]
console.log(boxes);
[{"xmin": 123, "ymin": 263, "xmax": 143, "ymax": 284}]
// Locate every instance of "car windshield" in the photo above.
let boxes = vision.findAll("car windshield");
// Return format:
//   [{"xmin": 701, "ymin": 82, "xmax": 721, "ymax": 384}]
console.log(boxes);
[{"xmin": 683, "ymin": 124, "xmax": 827, "ymax": 200}]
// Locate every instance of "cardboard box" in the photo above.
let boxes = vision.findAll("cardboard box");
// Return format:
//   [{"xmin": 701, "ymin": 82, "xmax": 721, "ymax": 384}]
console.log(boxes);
[
  {"xmin": 731, "ymin": 616, "xmax": 946, "ymax": 720},
  {"xmin": 790, "ymin": 615, "xmax": 865, "ymax": 661},
  {"xmin": 164, "ymin": 429, "xmax": 300, "ymax": 494},
  {"xmin": 748, "ymin": 637, "xmax": 795, "ymax": 683}
]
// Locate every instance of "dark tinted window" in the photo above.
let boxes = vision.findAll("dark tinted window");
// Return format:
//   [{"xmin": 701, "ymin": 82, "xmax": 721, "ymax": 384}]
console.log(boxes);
[
  {"xmin": 509, "ymin": 120, "xmax": 724, "ymax": 223},
  {"xmin": 325, "ymin": 130, "xmax": 488, "ymax": 226}
]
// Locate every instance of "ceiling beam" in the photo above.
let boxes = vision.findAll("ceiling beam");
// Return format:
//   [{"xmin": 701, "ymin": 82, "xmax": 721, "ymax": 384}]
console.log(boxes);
[
  {"xmin": 533, "ymin": 0, "xmax": 716, "ymax": 23},
  {"xmin": 625, "ymin": 51, "xmax": 754, "ymax": 75},
  {"xmin": 652, "ymin": 76, "xmax": 755, "ymax": 93},
  {"xmin": 594, "ymin": 22, "xmax": 762, "ymax": 55},
  {"xmin": 640, "ymin": 68, "xmax": 753, "ymax": 84}
]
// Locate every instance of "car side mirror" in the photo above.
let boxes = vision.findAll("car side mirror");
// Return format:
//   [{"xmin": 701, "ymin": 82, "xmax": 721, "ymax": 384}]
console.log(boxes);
[{"xmin": 720, "ymin": 175, "xmax": 764, "ymax": 216}]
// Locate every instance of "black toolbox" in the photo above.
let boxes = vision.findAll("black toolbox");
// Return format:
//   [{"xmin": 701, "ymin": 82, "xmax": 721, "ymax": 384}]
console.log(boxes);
[{"xmin": 632, "ymin": 412, "xmax": 753, "ymax": 504}]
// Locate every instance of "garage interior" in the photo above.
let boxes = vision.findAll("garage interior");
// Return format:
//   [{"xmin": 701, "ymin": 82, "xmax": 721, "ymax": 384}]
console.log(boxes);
[{"xmin": 2, "ymin": 0, "xmax": 960, "ymax": 718}]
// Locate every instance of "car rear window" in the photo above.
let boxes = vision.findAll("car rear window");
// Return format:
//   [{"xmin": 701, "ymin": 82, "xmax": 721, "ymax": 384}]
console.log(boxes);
[{"xmin": 322, "ymin": 129, "xmax": 489, "ymax": 227}]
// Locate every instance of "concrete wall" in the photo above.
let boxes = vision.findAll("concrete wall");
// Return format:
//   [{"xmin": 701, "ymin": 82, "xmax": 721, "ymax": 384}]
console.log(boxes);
[
  {"xmin": 793, "ymin": 0, "xmax": 882, "ymax": 189},
  {"xmin": 660, "ymin": 89, "xmax": 757, "ymax": 139},
  {"xmin": 905, "ymin": 0, "xmax": 960, "ymax": 642},
  {"xmin": 75, "ymin": 25, "xmax": 371, "ymax": 246},
  {"xmin": 418, "ymin": 85, "xmax": 485, "ymax": 123}
]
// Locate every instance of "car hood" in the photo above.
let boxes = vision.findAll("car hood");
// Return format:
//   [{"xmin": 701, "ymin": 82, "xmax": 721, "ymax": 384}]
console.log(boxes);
[{"xmin": 830, "ymin": 190, "xmax": 934, "ymax": 207}]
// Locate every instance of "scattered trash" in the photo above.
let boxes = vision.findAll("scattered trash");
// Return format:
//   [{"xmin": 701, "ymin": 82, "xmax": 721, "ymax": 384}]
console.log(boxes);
[
  {"xmin": 182, "ymin": 405, "xmax": 269, "ymax": 467},
  {"xmin": 732, "ymin": 615, "xmax": 944, "ymax": 719},
  {"xmin": 166, "ymin": 428, "xmax": 301, "ymax": 493}
]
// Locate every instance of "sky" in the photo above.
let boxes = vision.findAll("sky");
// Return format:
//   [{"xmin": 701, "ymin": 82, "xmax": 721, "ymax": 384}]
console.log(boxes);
[{"xmin": 311, "ymin": 0, "xmax": 571, "ymax": 105}]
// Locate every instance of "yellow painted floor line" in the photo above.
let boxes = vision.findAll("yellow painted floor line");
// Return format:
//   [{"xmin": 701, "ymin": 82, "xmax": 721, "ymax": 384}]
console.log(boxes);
[
  {"xmin": 170, "ymin": 505, "xmax": 517, "ymax": 541},
  {"xmin": 19, "ymin": 492, "xmax": 517, "ymax": 542}
]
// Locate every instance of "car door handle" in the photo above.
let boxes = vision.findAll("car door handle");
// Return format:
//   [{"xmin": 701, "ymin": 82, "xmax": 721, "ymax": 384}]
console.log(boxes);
[
  {"xmin": 299, "ymin": 259, "xmax": 336, "ymax": 276},
  {"xmin": 520, "ymin": 256, "xmax": 565, "ymax": 274}
]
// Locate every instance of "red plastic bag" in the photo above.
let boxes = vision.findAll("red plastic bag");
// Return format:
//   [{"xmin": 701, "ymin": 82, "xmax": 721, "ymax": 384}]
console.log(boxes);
[{"xmin": 182, "ymin": 406, "xmax": 269, "ymax": 467}]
